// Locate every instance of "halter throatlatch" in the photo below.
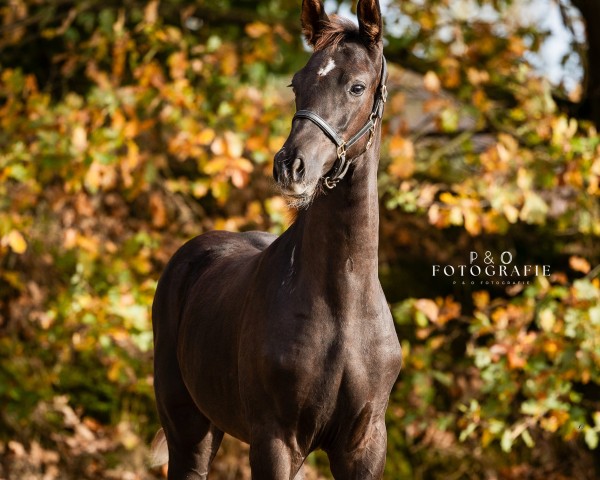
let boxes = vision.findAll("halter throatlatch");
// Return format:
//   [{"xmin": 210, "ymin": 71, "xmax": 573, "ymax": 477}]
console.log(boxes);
[{"xmin": 292, "ymin": 57, "xmax": 388, "ymax": 190}]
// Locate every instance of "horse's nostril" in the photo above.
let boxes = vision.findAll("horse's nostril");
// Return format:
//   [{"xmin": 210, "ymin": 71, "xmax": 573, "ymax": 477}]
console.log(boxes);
[
  {"xmin": 273, "ymin": 149, "xmax": 286, "ymax": 182},
  {"xmin": 291, "ymin": 157, "xmax": 305, "ymax": 182}
]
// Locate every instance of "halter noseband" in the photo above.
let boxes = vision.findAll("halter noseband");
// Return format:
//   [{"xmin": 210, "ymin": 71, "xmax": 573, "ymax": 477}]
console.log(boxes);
[{"xmin": 292, "ymin": 56, "xmax": 388, "ymax": 189}]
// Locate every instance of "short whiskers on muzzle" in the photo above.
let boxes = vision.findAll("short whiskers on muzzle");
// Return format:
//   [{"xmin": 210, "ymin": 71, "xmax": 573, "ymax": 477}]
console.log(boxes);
[{"xmin": 275, "ymin": 180, "xmax": 323, "ymax": 210}]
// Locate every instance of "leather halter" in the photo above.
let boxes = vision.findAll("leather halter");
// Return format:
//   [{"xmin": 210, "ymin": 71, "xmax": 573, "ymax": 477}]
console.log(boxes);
[{"xmin": 292, "ymin": 56, "xmax": 388, "ymax": 189}]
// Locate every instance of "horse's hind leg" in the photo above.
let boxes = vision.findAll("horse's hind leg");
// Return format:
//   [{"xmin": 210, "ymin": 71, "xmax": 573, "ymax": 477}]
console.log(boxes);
[
  {"xmin": 153, "ymin": 253, "xmax": 225, "ymax": 478},
  {"xmin": 168, "ymin": 416, "xmax": 223, "ymax": 479},
  {"xmin": 155, "ymin": 354, "xmax": 223, "ymax": 479},
  {"xmin": 157, "ymin": 390, "xmax": 224, "ymax": 479}
]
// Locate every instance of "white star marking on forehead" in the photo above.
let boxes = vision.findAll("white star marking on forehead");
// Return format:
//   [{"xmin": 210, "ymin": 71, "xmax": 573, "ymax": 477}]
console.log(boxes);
[{"xmin": 317, "ymin": 58, "xmax": 336, "ymax": 77}]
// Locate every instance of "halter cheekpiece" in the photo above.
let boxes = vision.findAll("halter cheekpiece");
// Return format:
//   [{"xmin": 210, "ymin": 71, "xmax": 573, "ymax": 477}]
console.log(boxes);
[{"xmin": 292, "ymin": 56, "xmax": 388, "ymax": 189}]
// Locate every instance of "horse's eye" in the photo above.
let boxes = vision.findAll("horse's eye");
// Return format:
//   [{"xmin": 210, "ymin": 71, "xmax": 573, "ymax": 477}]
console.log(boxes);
[{"xmin": 349, "ymin": 84, "xmax": 366, "ymax": 96}]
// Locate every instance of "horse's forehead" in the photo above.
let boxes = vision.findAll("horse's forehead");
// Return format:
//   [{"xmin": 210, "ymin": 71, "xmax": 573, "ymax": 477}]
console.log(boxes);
[
  {"xmin": 307, "ymin": 44, "xmax": 373, "ymax": 77},
  {"xmin": 317, "ymin": 57, "xmax": 336, "ymax": 77}
]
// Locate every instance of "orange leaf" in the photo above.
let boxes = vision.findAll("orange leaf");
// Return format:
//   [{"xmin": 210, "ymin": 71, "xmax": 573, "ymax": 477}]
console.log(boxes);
[
  {"xmin": 569, "ymin": 256, "xmax": 591, "ymax": 274},
  {"xmin": 245, "ymin": 22, "xmax": 271, "ymax": 38},
  {"xmin": 415, "ymin": 299, "xmax": 439, "ymax": 322},
  {"xmin": 423, "ymin": 71, "xmax": 441, "ymax": 93},
  {"xmin": 388, "ymin": 136, "xmax": 415, "ymax": 179}
]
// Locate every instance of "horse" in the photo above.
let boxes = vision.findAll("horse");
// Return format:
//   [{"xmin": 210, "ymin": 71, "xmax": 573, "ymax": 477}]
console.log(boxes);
[{"xmin": 151, "ymin": 0, "xmax": 402, "ymax": 478}]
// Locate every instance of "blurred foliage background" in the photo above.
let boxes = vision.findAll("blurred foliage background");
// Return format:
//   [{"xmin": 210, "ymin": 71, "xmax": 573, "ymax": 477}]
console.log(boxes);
[{"xmin": 1, "ymin": 0, "xmax": 599, "ymax": 478}]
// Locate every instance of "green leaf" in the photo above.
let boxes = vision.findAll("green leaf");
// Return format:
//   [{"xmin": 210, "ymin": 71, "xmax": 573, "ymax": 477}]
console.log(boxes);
[
  {"xmin": 588, "ymin": 305, "xmax": 600, "ymax": 325},
  {"xmin": 573, "ymin": 279, "xmax": 598, "ymax": 301},
  {"xmin": 459, "ymin": 422, "xmax": 477, "ymax": 442},
  {"xmin": 585, "ymin": 427, "xmax": 599, "ymax": 450},
  {"xmin": 501, "ymin": 429, "xmax": 513, "ymax": 452},
  {"xmin": 521, "ymin": 428, "xmax": 535, "ymax": 448}
]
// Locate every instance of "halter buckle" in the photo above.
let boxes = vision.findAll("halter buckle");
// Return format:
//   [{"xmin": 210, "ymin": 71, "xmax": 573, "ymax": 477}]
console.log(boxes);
[
  {"xmin": 337, "ymin": 143, "xmax": 347, "ymax": 160},
  {"xmin": 381, "ymin": 84, "xmax": 388, "ymax": 103},
  {"xmin": 365, "ymin": 120, "xmax": 377, "ymax": 151}
]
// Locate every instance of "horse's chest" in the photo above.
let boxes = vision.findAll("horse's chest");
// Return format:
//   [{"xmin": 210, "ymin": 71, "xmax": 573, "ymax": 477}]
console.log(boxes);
[
  {"xmin": 262, "ymin": 315, "xmax": 400, "ymax": 408},
  {"xmin": 256, "ymin": 323, "xmax": 399, "ymax": 447}
]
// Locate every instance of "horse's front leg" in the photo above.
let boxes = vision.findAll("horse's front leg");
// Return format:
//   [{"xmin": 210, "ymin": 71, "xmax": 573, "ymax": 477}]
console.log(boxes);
[
  {"xmin": 327, "ymin": 418, "xmax": 388, "ymax": 480},
  {"xmin": 249, "ymin": 430, "xmax": 305, "ymax": 480}
]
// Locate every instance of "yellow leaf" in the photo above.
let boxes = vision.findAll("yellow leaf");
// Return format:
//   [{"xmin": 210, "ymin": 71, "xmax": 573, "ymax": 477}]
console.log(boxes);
[
  {"xmin": 211, "ymin": 137, "xmax": 227, "ymax": 156},
  {"xmin": 231, "ymin": 170, "xmax": 246, "ymax": 188},
  {"xmin": 192, "ymin": 181, "xmax": 209, "ymax": 198},
  {"xmin": 6, "ymin": 230, "xmax": 27, "ymax": 254},
  {"xmin": 439, "ymin": 192, "xmax": 458, "ymax": 205},
  {"xmin": 467, "ymin": 68, "xmax": 489, "ymax": 86},
  {"xmin": 481, "ymin": 429, "xmax": 493, "ymax": 448},
  {"xmin": 220, "ymin": 47, "xmax": 238, "ymax": 76},
  {"xmin": 543, "ymin": 340, "xmax": 559, "ymax": 359},
  {"xmin": 423, "ymin": 71, "xmax": 441, "ymax": 93},
  {"xmin": 71, "ymin": 126, "xmax": 88, "ymax": 153},
  {"xmin": 503, "ymin": 204, "xmax": 520, "ymax": 224},
  {"xmin": 449, "ymin": 206, "xmax": 463, "ymax": 226},
  {"xmin": 473, "ymin": 291, "xmax": 489, "ymax": 310},
  {"xmin": 541, "ymin": 415, "xmax": 559, "ymax": 433},
  {"xmin": 204, "ymin": 156, "xmax": 228, "ymax": 174},
  {"xmin": 245, "ymin": 22, "xmax": 271, "ymax": 38},
  {"xmin": 538, "ymin": 309, "xmax": 555, "ymax": 333},
  {"xmin": 198, "ymin": 128, "xmax": 216, "ymax": 146},
  {"xmin": 168, "ymin": 51, "xmax": 188, "ymax": 80},
  {"xmin": 517, "ymin": 167, "xmax": 533, "ymax": 190},
  {"xmin": 520, "ymin": 191, "xmax": 548, "ymax": 224},
  {"xmin": 108, "ymin": 362, "xmax": 121, "ymax": 382},
  {"xmin": 144, "ymin": 0, "xmax": 159, "ymax": 24},
  {"xmin": 582, "ymin": 368, "xmax": 591, "ymax": 384},
  {"xmin": 463, "ymin": 209, "xmax": 481, "ymax": 236},
  {"xmin": 232, "ymin": 157, "xmax": 254, "ymax": 173},
  {"xmin": 150, "ymin": 192, "xmax": 167, "ymax": 228},
  {"xmin": 224, "ymin": 131, "xmax": 243, "ymax": 158}
]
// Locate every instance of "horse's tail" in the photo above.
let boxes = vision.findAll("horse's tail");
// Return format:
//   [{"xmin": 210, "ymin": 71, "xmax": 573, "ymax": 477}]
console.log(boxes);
[{"xmin": 149, "ymin": 428, "xmax": 169, "ymax": 467}]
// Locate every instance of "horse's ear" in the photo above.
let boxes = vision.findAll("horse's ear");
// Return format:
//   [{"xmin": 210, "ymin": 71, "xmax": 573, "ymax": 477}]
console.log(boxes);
[
  {"xmin": 301, "ymin": 0, "xmax": 329, "ymax": 47},
  {"xmin": 357, "ymin": 0, "xmax": 383, "ymax": 45}
]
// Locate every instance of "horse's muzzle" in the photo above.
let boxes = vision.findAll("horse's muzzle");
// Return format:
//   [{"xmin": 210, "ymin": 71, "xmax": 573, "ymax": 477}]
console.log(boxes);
[{"xmin": 273, "ymin": 148, "xmax": 305, "ymax": 187}]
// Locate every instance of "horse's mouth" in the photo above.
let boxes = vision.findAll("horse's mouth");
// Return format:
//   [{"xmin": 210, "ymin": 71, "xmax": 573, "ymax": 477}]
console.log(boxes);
[
  {"xmin": 278, "ymin": 182, "xmax": 310, "ymax": 197},
  {"xmin": 278, "ymin": 183, "xmax": 318, "ymax": 209}
]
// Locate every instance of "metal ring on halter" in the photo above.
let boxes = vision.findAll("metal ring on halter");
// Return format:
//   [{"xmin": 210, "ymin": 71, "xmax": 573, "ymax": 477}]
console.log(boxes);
[{"xmin": 323, "ymin": 177, "xmax": 338, "ymax": 189}]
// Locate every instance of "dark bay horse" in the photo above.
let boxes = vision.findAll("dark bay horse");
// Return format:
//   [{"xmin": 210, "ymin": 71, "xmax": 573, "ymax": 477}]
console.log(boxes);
[{"xmin": 152, "ymin": 0, "xmax": 402, "ymax": 478}]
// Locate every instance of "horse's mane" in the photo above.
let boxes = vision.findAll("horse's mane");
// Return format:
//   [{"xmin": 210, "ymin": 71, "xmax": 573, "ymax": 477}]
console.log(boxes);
[{"xmin": 314, "ymin": 15, "xmax": 361, "ymax": 51}]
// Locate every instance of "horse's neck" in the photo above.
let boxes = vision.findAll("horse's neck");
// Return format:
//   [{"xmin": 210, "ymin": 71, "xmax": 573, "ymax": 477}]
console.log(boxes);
[{"xmin": 290, "ymin": 144, "xmax": 381, "ymax": 306}]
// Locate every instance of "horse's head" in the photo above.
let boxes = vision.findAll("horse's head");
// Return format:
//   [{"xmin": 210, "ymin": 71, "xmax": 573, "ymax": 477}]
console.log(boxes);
[{"xmin": 274, "ymin": 0, "xmax": 386, "ymax": 207}]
